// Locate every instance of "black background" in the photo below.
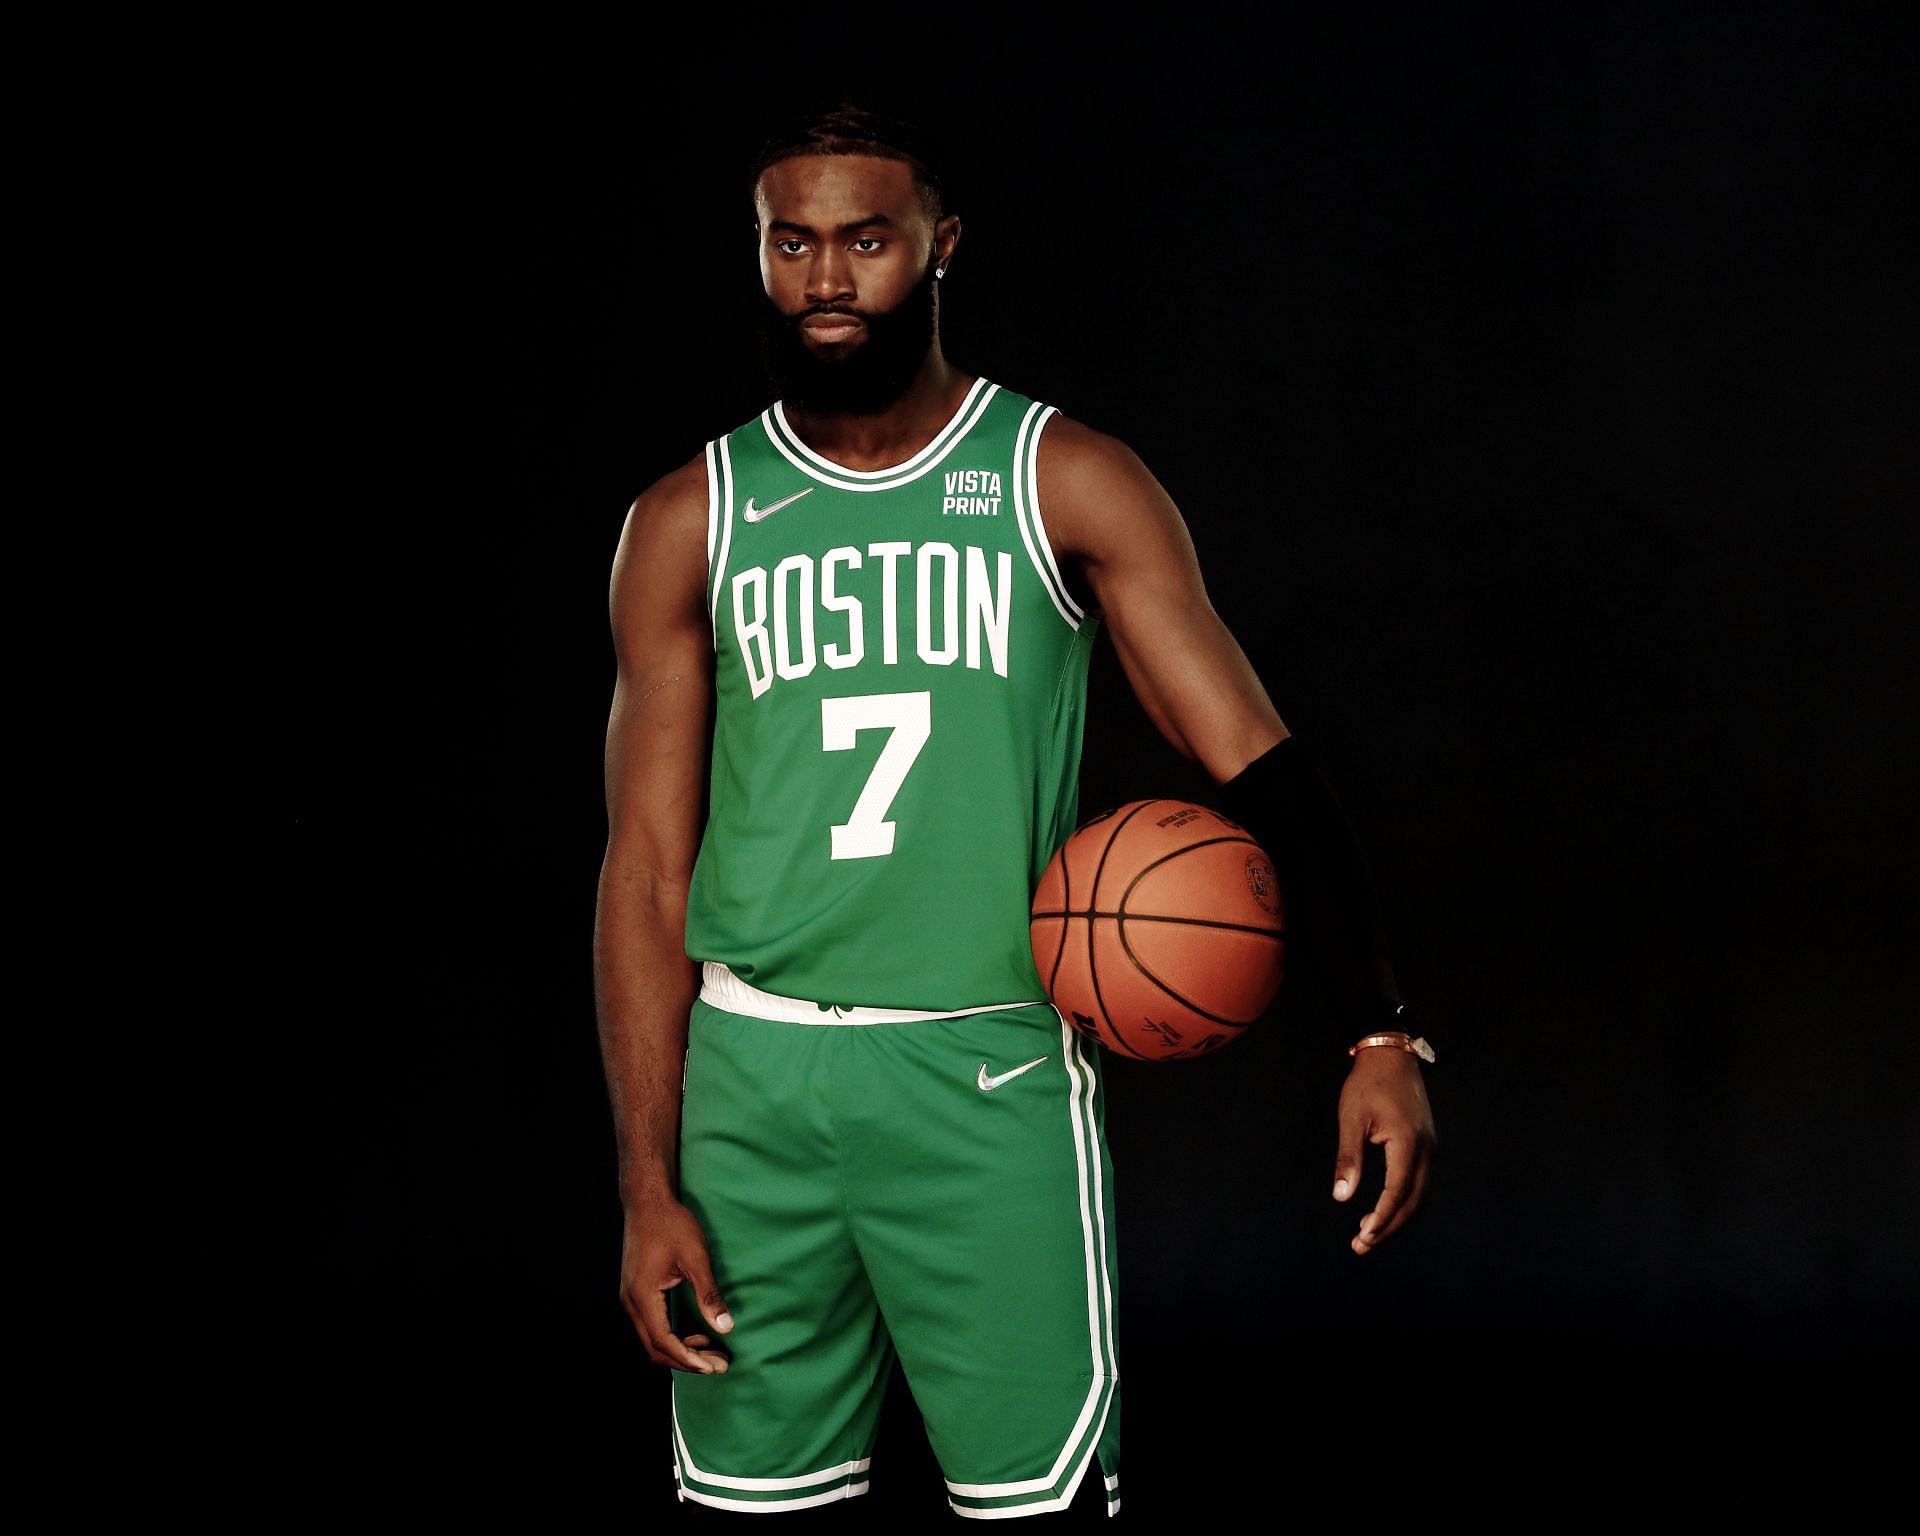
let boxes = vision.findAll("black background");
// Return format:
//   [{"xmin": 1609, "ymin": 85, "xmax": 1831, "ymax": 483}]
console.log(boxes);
[{"xmin": 303, "ymin": 9, "xmax": 1914, "ymax": 1520}]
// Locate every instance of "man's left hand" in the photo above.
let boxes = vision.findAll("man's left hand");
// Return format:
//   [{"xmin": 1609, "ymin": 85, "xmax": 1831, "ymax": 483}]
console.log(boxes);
[{"xmin": 1331, "ymin": 1047, "xmax": 1438, "ymax": 1254}]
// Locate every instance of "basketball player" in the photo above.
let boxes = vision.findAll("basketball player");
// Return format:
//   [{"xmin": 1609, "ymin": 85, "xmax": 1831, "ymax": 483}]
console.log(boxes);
[{"xmin": 595, "ymin": 103, "xmax": 1438, "ymax": 1521}]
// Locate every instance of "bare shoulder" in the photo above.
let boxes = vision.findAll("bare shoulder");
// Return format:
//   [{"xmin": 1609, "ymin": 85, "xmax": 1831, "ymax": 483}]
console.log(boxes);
[
  {"xmin": 1033, "ymin": 412, "xmax": 1170, "ymax": 555},
  {"xmin": 619, "ymin": 451, "xmax": 710, "ymax": 558},
  {"xmin": 611, "ymin": 450, "xmax": 711, "ymax": 637},
  {"xmin": 1034, "ymin": 412, "xmax": 1152, "ymax": 496}
]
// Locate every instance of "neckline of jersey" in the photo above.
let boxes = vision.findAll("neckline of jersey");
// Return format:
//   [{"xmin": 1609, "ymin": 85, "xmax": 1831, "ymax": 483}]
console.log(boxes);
[{"xmin": 764, "ymin": 377, "xmax": 998, "ymax": 492}]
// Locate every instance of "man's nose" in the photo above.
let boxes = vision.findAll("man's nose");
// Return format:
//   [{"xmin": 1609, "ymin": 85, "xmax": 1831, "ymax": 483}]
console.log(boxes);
[{"xmin": 805, "ymin": 246, "xmax": 855, "ymax": 307}]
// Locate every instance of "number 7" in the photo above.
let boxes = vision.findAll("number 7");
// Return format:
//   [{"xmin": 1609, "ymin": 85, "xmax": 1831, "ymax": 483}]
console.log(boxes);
[{"xmin": 821, "ymin": 690, "xmax": 932, "ymax": 860}]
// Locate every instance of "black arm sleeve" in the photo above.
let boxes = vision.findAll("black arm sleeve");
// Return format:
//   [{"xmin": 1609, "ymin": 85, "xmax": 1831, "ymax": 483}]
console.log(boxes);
[{"xmin": 1217, "ymin": 734, "xmax": 1409, "ymax": 1040}]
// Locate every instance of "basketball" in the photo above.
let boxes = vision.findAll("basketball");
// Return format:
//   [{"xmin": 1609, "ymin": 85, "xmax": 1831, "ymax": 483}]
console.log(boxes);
[{"xmin": 1029, "ymin": 800, "xmax": 1288, "ymax": 1061}]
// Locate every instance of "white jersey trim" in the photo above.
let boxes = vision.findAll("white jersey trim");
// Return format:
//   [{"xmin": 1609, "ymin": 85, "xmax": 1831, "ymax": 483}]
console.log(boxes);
[
  {"xmin": 1025, "ymin": 407, "xmax": 1086, "ymax": 622},
  {"xmin": 763, "ymin": 378, "xmax": 999, "ymax": 492},
  {"xmin": 703, "ymin": 443, "xmax": 719, "ymax": 568},
  {"xmin": 699, "ymin": 961, "xmax": 1041, "ymax": 1025},
  {"xmin": 1011, "ymin": 402, "xmax": 1086, "ymax": 631},
  {"xmin": 707, "ymin": 436, "xmax": 737, "ymax": 647},
  {"xmin": 702, "ymin": 441, "xmax": 720, "ymax": 651}
]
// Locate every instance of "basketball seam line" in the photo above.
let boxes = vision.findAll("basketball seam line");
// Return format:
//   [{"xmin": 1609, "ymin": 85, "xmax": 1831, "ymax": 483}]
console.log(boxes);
[
  {"xmin": 1083, "ymin": 802, "xmax": 1161, "ymax": 1060},
  {"xmin": 1114, "ymin": 834, "xmax": 1284, "ymax": 1031},
  {"xmin": 1029, "ymin": 911, "xmax": 1287, "ymax": 935},
  {"xmin": 1114, "ymin": 913, "xmax": 1258, "ymax": 1031}
]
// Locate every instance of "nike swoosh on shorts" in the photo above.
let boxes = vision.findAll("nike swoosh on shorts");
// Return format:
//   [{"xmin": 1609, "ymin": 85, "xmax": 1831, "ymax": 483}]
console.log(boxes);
[{"xmin": 977, "ymin": 1057, "xmax": 1049, "ymax": 1091}]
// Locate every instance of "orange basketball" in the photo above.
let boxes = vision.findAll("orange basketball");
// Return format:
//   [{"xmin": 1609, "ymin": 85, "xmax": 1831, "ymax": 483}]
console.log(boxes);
[{"xmin": 1030, "ymin": 800, "xmax": 1287, "ymax": 1061}]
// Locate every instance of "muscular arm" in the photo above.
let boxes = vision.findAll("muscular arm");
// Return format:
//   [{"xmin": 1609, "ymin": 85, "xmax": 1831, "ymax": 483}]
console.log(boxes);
[
  {"xmin": 595, "ymin": 454, "xmax": 711, "ymax": 1205},
  {"xmin": 1036, "ymin": 428, "xmax": 1400, "ymax": 1011},
  {"xmin": 1035, "ymin": 416, "xmax": 1288, "ymax": 781},
  {"xmin": 594, "ymin": 455, "xmax": 735, "ymax": 1366},
  {"xmin": 1037, "ymin": 416, "xmax": 1436, "ymax": 1255}
]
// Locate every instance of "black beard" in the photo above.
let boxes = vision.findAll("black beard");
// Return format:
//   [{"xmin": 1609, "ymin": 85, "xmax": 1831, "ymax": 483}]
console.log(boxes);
[{"xmin": 756, "ymin": 251, "xmax": 939, "ymax": 416}]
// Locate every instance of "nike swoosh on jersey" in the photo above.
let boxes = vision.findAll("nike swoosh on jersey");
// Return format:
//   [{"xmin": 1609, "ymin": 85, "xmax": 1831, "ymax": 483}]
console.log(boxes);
[
  {"xmin": 742, "ymin": 488, "xmax": 814, "ymax": 522},
  {"xmin": 977, "ymin": 1056, "xmax": 1049, "ymax": 1091}
]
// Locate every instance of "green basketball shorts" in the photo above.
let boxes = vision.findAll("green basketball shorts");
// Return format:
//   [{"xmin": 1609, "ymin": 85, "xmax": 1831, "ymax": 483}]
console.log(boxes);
[{"xmin": 668, "ymin": 992, "xmax": 1123, "ymax": 1518}]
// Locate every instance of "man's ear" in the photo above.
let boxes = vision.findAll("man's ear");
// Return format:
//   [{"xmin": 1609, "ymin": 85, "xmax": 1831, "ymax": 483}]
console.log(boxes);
[{"xmin": 937, "ymin": 214, "xmax": 962, "ymax": 272}]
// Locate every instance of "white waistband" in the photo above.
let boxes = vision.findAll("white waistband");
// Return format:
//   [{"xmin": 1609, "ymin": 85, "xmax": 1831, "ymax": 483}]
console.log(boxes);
[{"xmin": 698, "ymin": 961, "xmax": 1047, "ymax": 1026}]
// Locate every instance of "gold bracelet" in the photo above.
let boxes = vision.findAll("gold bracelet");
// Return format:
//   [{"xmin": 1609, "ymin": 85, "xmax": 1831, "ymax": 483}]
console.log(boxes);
[{"xmin": 1349, "ymin": 1030, "xmax": 1436, "ymax": 1063}]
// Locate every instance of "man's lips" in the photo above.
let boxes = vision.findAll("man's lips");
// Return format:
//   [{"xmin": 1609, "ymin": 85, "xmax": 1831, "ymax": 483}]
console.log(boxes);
[{"xmin": 802, "ymin": 314, "xmax": 864, "ymax": 343}]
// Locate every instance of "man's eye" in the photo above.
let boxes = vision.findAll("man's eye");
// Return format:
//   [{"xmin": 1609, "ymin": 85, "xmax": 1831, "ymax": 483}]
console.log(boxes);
[
  {"xmin": 853, "ymin": 238, "xmax": 882, "ymax": 252},
  {"xmin": 777, "ymin": 240, "xmax": 806, "ymax": 255}
]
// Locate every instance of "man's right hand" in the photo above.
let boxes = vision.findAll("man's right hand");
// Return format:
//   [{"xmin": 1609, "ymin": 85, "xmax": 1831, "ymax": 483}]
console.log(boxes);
[{"xmin": 621, "ymin": 1195, "xmax": 735, "ymax": 1374}]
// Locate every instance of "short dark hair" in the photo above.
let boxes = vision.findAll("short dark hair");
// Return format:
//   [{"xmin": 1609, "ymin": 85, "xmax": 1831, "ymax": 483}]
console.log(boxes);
[{"xmin": 749, "ymin": 98, "xmax": 950, "ymax": 225}]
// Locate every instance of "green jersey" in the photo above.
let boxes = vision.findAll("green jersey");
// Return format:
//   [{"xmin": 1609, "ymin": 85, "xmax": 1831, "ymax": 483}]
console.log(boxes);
[{"xmin": 684, "ymin": 377, "xmax": 1102, "ymax": 1012}]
